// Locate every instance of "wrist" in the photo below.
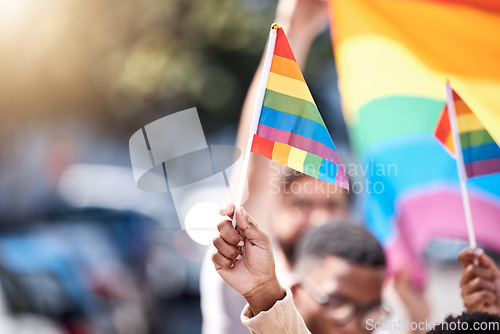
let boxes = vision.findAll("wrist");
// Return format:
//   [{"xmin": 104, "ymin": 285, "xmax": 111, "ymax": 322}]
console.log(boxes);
[{"xmin": 244, "ymin": 277, "xmax": 286, "ymax": 316}]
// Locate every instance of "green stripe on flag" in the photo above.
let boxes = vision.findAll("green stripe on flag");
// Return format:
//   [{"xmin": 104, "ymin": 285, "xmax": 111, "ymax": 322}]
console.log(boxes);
[
  {"xmin": 263, "ymin": 90, "xmax": 326, "ymax": 127},
  {"xmin": 460, "ymin": 129, "xmax": 495, "ymax": 148},
  {"xmin": 303, "ymin": 153, "xmax": 323, "ymax": 178}
]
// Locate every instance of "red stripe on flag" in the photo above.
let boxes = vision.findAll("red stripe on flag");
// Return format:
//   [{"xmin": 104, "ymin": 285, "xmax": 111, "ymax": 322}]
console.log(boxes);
[
  {"xmin": 453, "ymin": 89, "xmax": 473, "ymax": 116},
  {"xmin": 434, "ymin": 105, "xmax": 453, "ymax": 151},
  {"xmin": 251, "ymin": 134, "xmax": 275, "ymax": 160},
  {"xmin": 273, "ymin": 28, "xmax": 296, "ymax": 62}
]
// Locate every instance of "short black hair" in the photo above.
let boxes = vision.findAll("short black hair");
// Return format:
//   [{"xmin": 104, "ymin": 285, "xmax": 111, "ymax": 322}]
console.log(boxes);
[
  {"xmin": 427, "ymin": 312, "xmax": 500, "ymax": 333},
  {"xmin": 294, "ymin": 221, "xmax": 386, "ymax": 270}
]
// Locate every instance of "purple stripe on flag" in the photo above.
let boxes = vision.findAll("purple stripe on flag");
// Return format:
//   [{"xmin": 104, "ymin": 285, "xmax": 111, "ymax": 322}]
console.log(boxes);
[
  {"xmin": 256, "ymin": 123, "xmax": 342, "ymax": 165},
  {"xmin": 465, "ymin": 158, "xmax": 500, "ymax": 178},
  {"xmin": 335, "ymin": 164, "xmax": 349, "ymax": 190}
]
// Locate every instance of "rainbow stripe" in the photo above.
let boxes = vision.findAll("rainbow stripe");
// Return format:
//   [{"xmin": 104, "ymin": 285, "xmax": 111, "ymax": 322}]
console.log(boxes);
[
  {"xmin": 251, "ymin": 28, "xmax": 348, "ymax": 189},
  {"xmin": 455, "ymin": 91, "xmax": 500, "ymax": 178},
  {"xmin": 434, "ymin": 104, "xmax": 456, "ymax": 156},
  {"xmin": 435, "ymin": 89, "xmax": 500, "ymax": 178},
  {"xmin": 331, "ymin": 0, "xmax": 500, "ymax": 286}
]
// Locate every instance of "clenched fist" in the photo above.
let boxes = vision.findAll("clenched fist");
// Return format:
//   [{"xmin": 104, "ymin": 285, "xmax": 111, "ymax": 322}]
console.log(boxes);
[
  {"xmin": 458, "ymin": 248, "xmax": 500, "ymax": 315},
  {"xmin": 212, "ymin": 204, "xmax": 285, "ymax": 316}
]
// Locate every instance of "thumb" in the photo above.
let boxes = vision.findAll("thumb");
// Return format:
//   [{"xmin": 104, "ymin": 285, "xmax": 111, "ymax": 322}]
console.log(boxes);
[{"xmin": 235, "ymin": 207, "xmax": 269, "ymax": 246}]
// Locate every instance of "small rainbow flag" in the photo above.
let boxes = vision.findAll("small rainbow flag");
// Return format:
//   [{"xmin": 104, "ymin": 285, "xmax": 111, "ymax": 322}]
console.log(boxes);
[
  {"xmin": 435, "ymin": 87, "xmax": 500, "ymax": 179},
  {"xmin": 250, "ymin": 27, "xmax": 348, "ymax": 189}
]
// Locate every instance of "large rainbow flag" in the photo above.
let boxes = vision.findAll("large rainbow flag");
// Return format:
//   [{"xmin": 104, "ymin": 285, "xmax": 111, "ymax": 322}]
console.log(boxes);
[
  {"xmin": 330, "ymin": 0, "xmax": 500, "ymax": 285},
  {"xmin": 250, "ymin": 27, "xmax": 348, "ymax": 189},
  {"xmin": 435, "ymin": 87, "xmax": 500, "ymax": 178}
]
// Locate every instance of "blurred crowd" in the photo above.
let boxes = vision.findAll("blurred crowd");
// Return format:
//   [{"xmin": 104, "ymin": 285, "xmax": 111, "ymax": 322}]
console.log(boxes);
[{"xmin": 1, "ymin": 0, "xmax": 499, "ymax": 334}]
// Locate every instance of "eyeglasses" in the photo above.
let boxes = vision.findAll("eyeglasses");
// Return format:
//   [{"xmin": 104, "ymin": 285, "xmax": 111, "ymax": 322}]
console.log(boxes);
[{"xmin": 299, "ymin": 279, "xmax": 390, "ymax": 329}]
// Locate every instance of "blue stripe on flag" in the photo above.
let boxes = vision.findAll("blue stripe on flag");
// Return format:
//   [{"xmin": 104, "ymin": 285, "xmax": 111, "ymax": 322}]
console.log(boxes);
[
  {"xmin": 462, "ymin": 142, "xmax": 500, "ymax": 163},
  {"xmin": 318, "ymin": 159, "xmax": 339, "ymax": 184},
  {"xmin": 258, "ymin": 106, "xmax": 336, "ymax": 151}
]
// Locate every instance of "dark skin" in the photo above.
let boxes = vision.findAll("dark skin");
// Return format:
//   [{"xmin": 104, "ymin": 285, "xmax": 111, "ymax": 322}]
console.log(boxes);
[
  {"xmin": 212, "ymin": 205, "xmax": 286, "ymax": 316},
  {"xmin": 458, "ymin": 248, "xmax": 500, "ymax": 315},
  {"xmin": 292, "ymin": 256, "xmax": 385, "ymax": 334},
  {"xmin": 273, "ymin": 175, "xmax": 349, "ymax": 261},
  {"xmin": 212, "ymin": 204, "xmax": 384, "ymax": 334}
]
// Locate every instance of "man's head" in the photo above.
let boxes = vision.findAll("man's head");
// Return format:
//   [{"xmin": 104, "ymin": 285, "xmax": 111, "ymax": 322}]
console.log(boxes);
[
  {"xmin": 427, "ymin": 312, "xmax": 500, "ymax": 334},
  {"xmin": 291, "ymin": 221, "xmax": 386, "ymax": 334},
  {"xmin": 271, "ymin": 169, "xmax": 350, "ymax": 259}
]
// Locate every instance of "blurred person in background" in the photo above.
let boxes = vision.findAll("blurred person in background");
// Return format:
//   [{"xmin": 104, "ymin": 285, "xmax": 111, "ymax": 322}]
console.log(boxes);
[
  {"xmin": 201, "ymin": 0, "xmax": 428, "ymax": 333},
  {"xmin": 201, "ymin": 170, "xmax": 349, "ymax": 333},
  {"xmin": 200, "ymin": 0, "xmax": 350, "ymax": 333},
  {"xmin": 286, "ymin": 218, "xmax": 388, "ymax": 334},
  {"xmin": 211, "ymin": 205, "xmax": 430, "ymax": 334},
  {"xmin": 200, "ymin": 0, "xmax": 349, "ymax": 334}
]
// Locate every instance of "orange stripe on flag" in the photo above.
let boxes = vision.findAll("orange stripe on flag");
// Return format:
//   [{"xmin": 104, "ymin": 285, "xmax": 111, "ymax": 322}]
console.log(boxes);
[
  {"xmin": 270, "ymin": 55, "xmax": 305, "ymax": 83},
  {"xmin": 444, "ymin": 134, "xmax": 455, "ymax": 155},
  {"xmin": 453, "ymin": 90, "xmax": 472, "ymax": 116},
  {"xmin": 272, "ymin": 142, "xmax": 292, "ymax": 166}
]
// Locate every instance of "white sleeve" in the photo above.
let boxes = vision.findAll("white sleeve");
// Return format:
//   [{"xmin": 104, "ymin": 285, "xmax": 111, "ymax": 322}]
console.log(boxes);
[
  {"xmin": 200, "ymin": 246, "xmax": 250, "ymax": 334},
  {"xmin": 241, "ymin": 288, "xmax": 311, "ymax": 334}
]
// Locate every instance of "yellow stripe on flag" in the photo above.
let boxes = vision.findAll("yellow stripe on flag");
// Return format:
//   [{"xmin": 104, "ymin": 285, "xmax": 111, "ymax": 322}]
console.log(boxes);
[
  {"xmin": 457, "ymin": 113, "xmax": 484, "ymax": 133},
  {"xmin": 287, "ymin": 147, "xmax": 308, "ymax": 172},
  {"xmin": 266, "ymin": 72, "xmax": 315, "ymax": 105}
]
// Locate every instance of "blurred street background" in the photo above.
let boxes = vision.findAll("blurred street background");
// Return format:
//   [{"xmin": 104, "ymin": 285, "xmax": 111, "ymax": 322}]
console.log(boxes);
[
  {"xmin": 3, "ymin": 0, "xmax": 499, "ymax": 333},
  {"xmin": 0, "ymin": 0, "xmax": 345, "ymax": 333}
]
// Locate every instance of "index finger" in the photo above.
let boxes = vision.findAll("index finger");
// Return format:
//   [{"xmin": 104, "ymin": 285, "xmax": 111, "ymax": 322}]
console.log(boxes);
[
  {"xmin": 459, "ymin": 248, "xmax": 497, "ymax": 270},
  {"xmin": 220, "ymin": 203, "xmax": 235, "ymax": 219},
  {"xmin": 461, "ymin": 264, "xmax": 495, "ymax": 287},
  {"xmin": 217, "ymin": 219, "xmax": 244, "ymax": 247},
  {"xmin": 459, "ymin": 248, "xmax": 476, "ymax": 267}
]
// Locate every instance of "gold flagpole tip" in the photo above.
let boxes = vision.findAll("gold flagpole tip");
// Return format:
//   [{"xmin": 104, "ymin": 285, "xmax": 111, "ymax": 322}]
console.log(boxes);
[{"xmin": 271, "ymin": 23, "xmax": 279, "ymax": 30}]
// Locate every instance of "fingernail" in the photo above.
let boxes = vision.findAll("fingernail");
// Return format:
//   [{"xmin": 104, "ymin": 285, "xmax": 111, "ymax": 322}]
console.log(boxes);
[
  {"xmin": 237, "ymin": 240, "xmax": 244, "ymax": 247},
  {"xmin": 236, "ymin": 254, "xmax": 242, "ymax": 261},
  {"xmin": 230, "ymin": 263, "xmax": 235, "ymax": 268},
  {"xmin": 220, "ymin": 204, "xmax": 229, "ymax": 214}
]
